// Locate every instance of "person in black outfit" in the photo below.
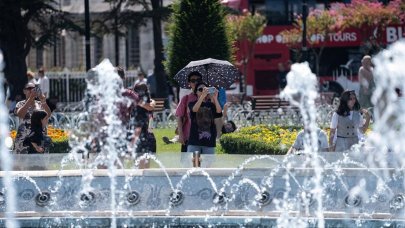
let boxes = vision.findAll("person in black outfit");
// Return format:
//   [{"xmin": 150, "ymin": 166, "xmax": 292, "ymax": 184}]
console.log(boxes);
[
  {"xmin": 131, "ymin": 83, "xmax": 156, "ymax": 168},
  {"xmin": 187, "ymin": 82, "xmax": 222, "ymax": 156},
  {"xmin": 23, "ymin": 110, "xmax": 50, "ymax": 153}
]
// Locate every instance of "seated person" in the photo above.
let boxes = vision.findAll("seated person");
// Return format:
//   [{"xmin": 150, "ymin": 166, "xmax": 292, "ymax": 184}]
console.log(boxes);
[
  {"xmin": 23, "ymin": 110, "xmax": 51, "ymax": 154},
  {"xmin": 288, "ymin": 127, "xmax": 329, "ymax": 154}
]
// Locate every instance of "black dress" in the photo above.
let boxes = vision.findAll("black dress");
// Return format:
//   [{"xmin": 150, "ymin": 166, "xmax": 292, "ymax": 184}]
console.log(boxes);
[{"xmin": 23, "ymin": 128, "xmax": 46, "ymax": 154}]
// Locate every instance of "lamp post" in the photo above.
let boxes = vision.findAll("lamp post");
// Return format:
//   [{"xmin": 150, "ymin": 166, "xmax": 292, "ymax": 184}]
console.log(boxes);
[
  {"xmin": 302, "ymin": 0, "xmax": 308, "ymax": 62},
  {"xmin": 84, "ymin": 0, "xmax": 91, "ymax": 71},
  {"xmin": 114, "ymin": 3, "xmax": 120, "ymax": 66},
  {"xmin": 51, "ymin": 15, "xmax": 57, "ymax": 67}
]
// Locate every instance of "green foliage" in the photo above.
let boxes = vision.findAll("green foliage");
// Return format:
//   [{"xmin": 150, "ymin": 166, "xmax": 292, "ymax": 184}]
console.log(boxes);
[
  {"xmin": 154, "ymin": 128, "xmax": 181, "ymax": 152},
  {"xmin": 219, "ymin": 125, "xmax": 301, "ymax": 155},
  {"xmin": 227, "ymin": 12, "xmax": 266, "ymax": 44},
  {"xmin": 50, "ymin": 138, "xmax": 70, "ymax": 153},
  {"xmin": 226, "ymin": 11, "xmax": 266, "ymax": 91},
  {"xmin": 0, "ymin": 0, "xmax": 81, "ymax": 100},
  {"xmin": 220, "ymin": 134, "xmax": 286, "ymax": 155},
  {"xmin": 165, "ymin": 0, "xmax": 232, "ymax": 81}
]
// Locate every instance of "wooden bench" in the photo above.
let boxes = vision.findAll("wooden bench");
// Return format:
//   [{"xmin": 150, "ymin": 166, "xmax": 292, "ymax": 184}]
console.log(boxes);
[
  {"xmin": 250, "ymin": 96, "xmax": 300, "ymax": 124},
  {"xmin": 153, "ymin": 98, "xmax": 166, "ymax": 112},
  {"xmin": 152, "ymin": 98, "xmax": 168, "ymax": 127},
  {"xmin": 251, "ymin": 96, "xmax": 285, "ymax": 111},
  {"xmin": 251, "ymin": 96, "xmax": 298, "ymax": 111}
]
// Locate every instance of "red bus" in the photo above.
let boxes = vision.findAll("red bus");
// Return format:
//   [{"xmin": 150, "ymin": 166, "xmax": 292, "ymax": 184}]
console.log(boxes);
[{"xmin": 223, "ymin": 0, "xmax": 405, "ymax": 96}]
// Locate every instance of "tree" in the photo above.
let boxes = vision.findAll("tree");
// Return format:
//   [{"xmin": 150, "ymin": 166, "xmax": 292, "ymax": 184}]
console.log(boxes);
[
  {"xmin": 0, "ymin": 0, "xmax": 80, "ymax": 100},
  {"xmin": 280, "ymin": 9, "xmax": 343, "ymax": 76},
  {"xmin": 165, "ymin": 0, "xmax": 232, "ymax": 84},
  {"xmin": 226, "ymin": 10, "xmax": 266, "ymax": 92},
  {"xmin": 100, "ymin": 0, "xmax": 171, "ymax": 98},
  {"xmin": 336, "ymin": 0, "xmax": 400, "ymax": 54}
]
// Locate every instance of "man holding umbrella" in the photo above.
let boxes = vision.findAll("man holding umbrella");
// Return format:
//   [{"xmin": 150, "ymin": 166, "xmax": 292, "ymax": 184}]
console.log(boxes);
[
  {"xmin": 175, "ymin": 71, "xmax": 202, "ymax": 152},
  {"xmin": 174, "ymin": 58, "xmax": 240, "ymax": 146}
]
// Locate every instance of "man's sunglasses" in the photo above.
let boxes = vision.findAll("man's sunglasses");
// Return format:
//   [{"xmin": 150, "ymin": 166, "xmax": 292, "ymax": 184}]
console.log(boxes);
[
  {"xmin": 24, "ymin": 87, "xmax": 35, "ymax": 90},
  {"xmin": 189, "ymin": 79, "xmax": 201, "ymax": 83},
  {"xmin": 197, "ymin": 87, "xmax": 205, "ymax": 92}
]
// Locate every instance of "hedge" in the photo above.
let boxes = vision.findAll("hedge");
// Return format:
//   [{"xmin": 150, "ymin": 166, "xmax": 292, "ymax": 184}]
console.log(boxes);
[{"xmin": 219, "ymin": 125, "xmax": 301, "ymax": 155}]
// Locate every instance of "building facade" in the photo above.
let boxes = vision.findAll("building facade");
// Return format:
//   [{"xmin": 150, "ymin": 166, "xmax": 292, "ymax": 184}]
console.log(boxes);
[{"xmin": 26, "ymin": 0, "xmax": 170, "ymax": 74}]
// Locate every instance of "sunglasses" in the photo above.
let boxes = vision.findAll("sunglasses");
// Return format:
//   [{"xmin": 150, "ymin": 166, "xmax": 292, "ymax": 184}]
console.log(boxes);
[
  {"xmin": 189, "ymin": 78, "xmax": 201, "ymax": 83},
  {"xmin": 24, "ymin": 87, "xmax": 35, "ymax": 90},
  {"xmin": 197, "ymin": 87, "xmax": 205, "ymax": 92}
]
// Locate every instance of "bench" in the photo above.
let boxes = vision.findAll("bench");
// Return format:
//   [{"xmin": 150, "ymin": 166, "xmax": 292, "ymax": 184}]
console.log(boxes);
[
  {"xmin": 153, "ymin": 98, "xmax": 166, "ymax": 112},
  {"xmin": 250, "ymin": 96, "xmax": 300, "ymax": 124},
  {"xmin": 251, "ymin": 96, "xmax": 298, "ymax": 111},
  {"xmin": 152, "ymin": 98, "xmax": 168, "ymax": 128}
]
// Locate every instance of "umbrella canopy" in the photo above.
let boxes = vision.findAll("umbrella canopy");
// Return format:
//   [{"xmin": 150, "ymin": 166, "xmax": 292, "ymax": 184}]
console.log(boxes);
[{"xmin": 174, "ymin": 58, "xmax": 240, "ymax": 89}]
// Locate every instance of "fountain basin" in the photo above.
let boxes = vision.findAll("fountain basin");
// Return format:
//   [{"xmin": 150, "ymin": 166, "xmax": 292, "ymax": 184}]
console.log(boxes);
[
  {"xmin": 1, "ymin": 152, "xmax": 404, "ymax": 226},
  {"xmin": 0, "ymin": 167, "xmax": 404, "ymax": 213}
]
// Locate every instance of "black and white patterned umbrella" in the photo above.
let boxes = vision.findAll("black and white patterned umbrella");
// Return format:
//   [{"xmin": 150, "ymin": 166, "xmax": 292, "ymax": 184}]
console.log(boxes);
[{"xmin": 174, "ymin": 58, "xmax": 240, "ymax": 89}]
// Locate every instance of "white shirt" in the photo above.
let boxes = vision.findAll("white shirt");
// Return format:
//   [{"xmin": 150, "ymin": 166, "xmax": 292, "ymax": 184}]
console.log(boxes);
[
  {"xmin": 134, "ymin": 78, "xmax": 147, "ymax": 86},
  {"xmin": 292, "ymin": 128, "xmax": 329, "ymax": 151},
  {"xmin": 37, "ymin": 76, "xmax": 50, "ymax": 98}
]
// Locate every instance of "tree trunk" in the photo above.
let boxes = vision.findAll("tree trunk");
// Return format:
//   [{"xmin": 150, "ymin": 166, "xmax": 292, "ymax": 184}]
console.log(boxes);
[
  {"xmin": 151, "ymin": 0, "xmax": 168, "ymax": 99},
  {"xmin": 1, "ymin": 42, "xmax": 28, "ymax": 100},
  {"xmin": 0, "ymin": 1, "xmax": 29, "ymax": 101}
]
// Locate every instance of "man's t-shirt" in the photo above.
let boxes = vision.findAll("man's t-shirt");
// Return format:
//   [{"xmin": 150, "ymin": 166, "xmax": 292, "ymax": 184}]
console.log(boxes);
[
  {"xmin": 175, "ymin": 93, "xmax": 197, "ymax": 141},
  {"xmin": 292, "ymin": 128, "xmax": 328, "ymax": 151},
  {"xmin": 119, "ymin": 89, "xmax": 139, "ymax": 125},
  {"xmin": 187, "ymin": 101, "xmax": 217, "ymax": 147}
]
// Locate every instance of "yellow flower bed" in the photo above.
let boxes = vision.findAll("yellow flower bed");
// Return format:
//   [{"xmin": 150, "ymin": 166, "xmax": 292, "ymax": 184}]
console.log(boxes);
[
  {"xmin": 10, "ymin": 126, "xmax": 69, "ymax": 142},
  {"xmin": 220, "ymin": 124, "xmax": 373, "ymax": 154},
  {"xmin": 220, "ymin": 125, "xmax": 300, "ymax": 154},
  {"xmin": 238, "ymin": 125, "xmax": 298, "ymax": 149}
]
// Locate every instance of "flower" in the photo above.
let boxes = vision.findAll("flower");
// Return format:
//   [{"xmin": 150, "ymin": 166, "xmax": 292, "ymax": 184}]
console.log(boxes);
[{"xmin": 9, "ymin": 126, "xmax": 69, "ymax": 142}]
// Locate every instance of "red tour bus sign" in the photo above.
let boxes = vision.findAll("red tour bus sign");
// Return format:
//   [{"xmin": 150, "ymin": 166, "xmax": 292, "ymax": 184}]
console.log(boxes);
[{"xmin": 256, "ymin": 25, "xmax": 405, "ymax": 48}]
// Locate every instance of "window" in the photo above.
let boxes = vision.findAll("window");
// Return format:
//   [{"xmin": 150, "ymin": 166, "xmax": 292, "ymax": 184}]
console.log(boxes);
[{"xmin": 250, "ymin": 0, "xmax": 327, "ymax": 25}]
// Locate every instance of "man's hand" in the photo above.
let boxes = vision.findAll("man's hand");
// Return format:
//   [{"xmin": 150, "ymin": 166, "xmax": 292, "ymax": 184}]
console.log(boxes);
[
  {"xmin": 210, "ymin": 88, "xmax": 218, "ymax": 100},
  {"xmin": 28, "ymin": 91, "xmax": 36, "ymax": 102},
  {"xmin": 201, "ymin": 87, "xmax": 209, "ymax": 99},
  {"xmin": 39, "ymin": 93, "xmax": 47, "ymax": 103}
]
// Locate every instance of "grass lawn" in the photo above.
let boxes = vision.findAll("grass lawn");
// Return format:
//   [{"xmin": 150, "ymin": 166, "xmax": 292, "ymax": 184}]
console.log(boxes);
[
  {"xmin": 154, "ymin": 128, "xmax": 180, "ymax": 153},
  {"xmin": 153, "ymin": 128, "xmax": 224, "ymax": 154}
]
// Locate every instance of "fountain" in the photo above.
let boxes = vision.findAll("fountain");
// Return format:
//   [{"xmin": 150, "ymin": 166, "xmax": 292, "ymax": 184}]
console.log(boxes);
[{"xmin": 1, "ymin": 41, "xmax": 405, "ymax": 227}]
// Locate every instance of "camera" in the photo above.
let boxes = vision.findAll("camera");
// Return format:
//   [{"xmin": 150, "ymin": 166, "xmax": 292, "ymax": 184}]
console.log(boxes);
[
  {"xmin": 207, "ymin": 87, "xmax": 216, "ymax": 94},
  {"xmin": 34, "ymin": 84, "xmax": 41, "ymax": 94},
  {"xmin": 34, "ymin": 85, "xmax": 41, "ymax": 99}
]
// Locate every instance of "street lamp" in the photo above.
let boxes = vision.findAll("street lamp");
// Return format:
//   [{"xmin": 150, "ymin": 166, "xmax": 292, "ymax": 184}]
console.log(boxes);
[
  {"xmin": 302, "ymin": 0, "xmax": 308, "ymax": 62},
  {"xmin": 84, "ymin": 0, "xmax": 91, "ymax": 71}
]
